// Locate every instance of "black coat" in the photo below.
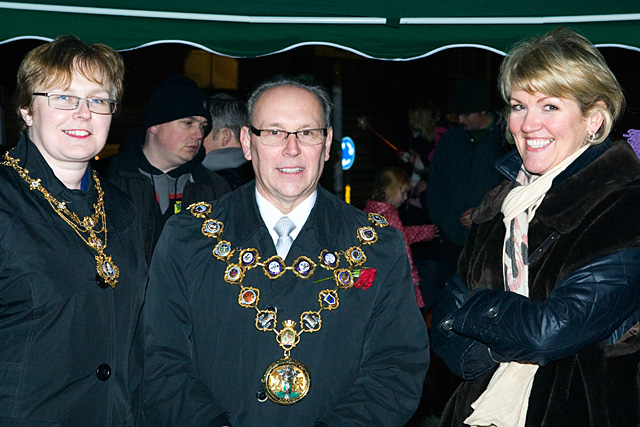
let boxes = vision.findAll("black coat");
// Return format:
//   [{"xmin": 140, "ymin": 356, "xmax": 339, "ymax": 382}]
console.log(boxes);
[
  {"xmin": 431, "ymin": 140, "xmax": 640, "ymax": 426},
  {"xmin": 142, "ymin": 183, "xmax": 429, "ymax": 426},
  {"xmin": 0, "ymin": 135, "xmax": 147, "ymax": 426},
  {"xmin": 427, "ymin": 121, "xmax": 507, "ymax": 247},
  {"xmin": 214, "ymin": 161, "xmax": 255, "ymax": 190},
  {"xmin": 106, "ymin": 129, "xmax": 231, "ymax": 264}
]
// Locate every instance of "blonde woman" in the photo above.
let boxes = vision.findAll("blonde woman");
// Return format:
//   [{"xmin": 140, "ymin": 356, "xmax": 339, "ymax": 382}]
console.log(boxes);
[{"xmin": 432, "ymin": 27, "xmax": 640, "ymax": 426}]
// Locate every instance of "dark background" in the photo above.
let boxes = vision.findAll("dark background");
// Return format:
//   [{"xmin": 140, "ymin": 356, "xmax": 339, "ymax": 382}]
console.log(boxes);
[{"xmin": 1, "ymin": 40, "xmax": 639, "ymax": 207}]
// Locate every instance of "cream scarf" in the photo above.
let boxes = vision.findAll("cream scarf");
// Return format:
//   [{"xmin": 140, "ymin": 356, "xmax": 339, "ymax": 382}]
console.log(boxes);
[{"xmin": 464, "ymin": 144, "xmax": 589, "ymax": 427}]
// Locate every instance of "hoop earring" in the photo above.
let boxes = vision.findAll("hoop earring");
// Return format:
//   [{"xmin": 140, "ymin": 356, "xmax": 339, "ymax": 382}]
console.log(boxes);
[{"xmin": 586, "ymin": 131, "xmax": 595, "ymax": 143}]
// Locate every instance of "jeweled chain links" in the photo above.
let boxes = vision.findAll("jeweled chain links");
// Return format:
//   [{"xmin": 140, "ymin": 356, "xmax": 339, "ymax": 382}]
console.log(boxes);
[{"xmin": 188, "ymin": 202, "xmax": 388, "ymax": 355}]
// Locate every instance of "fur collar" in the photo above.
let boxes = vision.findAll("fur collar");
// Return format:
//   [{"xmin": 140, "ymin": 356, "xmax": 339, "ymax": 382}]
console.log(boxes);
[{"xmin": 473, "ymin": 141, "xmax": 640, "ymax": 234}]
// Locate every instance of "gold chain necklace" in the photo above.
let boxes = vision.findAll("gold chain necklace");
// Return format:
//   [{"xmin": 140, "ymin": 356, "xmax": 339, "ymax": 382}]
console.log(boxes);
[
  {"xmin": 3, "ymin": 151, "xmax": 119, "ymax": 288},
  {"xmin": 188, "ymin": 201, "xmax": 389, "ymax": 405}
]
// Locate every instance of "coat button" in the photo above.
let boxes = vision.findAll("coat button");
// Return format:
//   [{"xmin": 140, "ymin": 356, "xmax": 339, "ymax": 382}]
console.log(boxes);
[
  {"xmin": 442, "ymin": 317, "xmax": 454, "ymax": 331},
  {"xmin": 256, "ymin": 389, "xmax": 267, "ymax": 402},
  {"xmin": 96, "ymin": 364, "xmax": 111, "ymax": 381},
  {"xmin": 486, "ymin": 306, "xmax": 499, "ymax": 318}
]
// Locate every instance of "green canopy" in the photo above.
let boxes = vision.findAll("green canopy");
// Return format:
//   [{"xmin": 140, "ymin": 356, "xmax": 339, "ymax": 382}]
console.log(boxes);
[{"xmin": 1, "ymin": 1, "xmax": 640, "ymax": 58}]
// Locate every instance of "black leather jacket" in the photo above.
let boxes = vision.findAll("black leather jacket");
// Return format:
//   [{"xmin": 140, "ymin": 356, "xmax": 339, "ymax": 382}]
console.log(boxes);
[
  {"xmin": 431, "ymin": 140, "xmax": 640, "ymax": 380},
  {"xmin": 432, "ymin": 247, "xmax": 640, "ymax": 379}
]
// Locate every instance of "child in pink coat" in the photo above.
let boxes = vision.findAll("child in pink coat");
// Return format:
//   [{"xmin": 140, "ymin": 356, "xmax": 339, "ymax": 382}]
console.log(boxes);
[{"xmin": 364, "ymin": 167, "xmax": 439, "ymax": 308}]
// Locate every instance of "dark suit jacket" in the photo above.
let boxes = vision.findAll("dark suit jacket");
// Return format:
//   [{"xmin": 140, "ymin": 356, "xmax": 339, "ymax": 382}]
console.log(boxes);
[{"xmin": 142, "ymin": 183, "xmax": 429, "ymax": 426}]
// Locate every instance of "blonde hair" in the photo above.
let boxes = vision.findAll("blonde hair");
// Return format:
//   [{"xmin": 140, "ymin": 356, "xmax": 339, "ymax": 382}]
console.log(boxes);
[
  {"xmin": 408, "ymin": 102, "xmax": 439, "ymax": 141},
  {"xmin": 498, "ymin": 26, "xmax": 624, "ymax": 145},
  {"xmin": 15, "ymin": 34, "xmax": 125, "ymax": 132},
  {"xmin": 371, "ymin": 167, "xmax": 411, "ymax": 202}
]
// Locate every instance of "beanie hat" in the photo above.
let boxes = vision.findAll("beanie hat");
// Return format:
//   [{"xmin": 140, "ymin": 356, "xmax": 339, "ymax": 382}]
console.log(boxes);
[
  {"xmin": 450, "ymin": 77, "xmax": 491, "ymax": 114},
  {"xmin": 141, "ymin": 74, "xmax": 211, "ymax": 129}
]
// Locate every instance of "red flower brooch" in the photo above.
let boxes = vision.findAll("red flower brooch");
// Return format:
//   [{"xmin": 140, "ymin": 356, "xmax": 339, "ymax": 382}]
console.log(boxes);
[{"xmin": 354, "ymin": 268, "xmax": 376, "ymax": 290}]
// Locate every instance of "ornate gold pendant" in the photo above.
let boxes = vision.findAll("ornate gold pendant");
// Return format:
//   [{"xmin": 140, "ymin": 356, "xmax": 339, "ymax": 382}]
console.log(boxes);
[
  {"xmin": 96, "ymin": 254, "xmax": 119, "ymax": 288},
  {"xmin": 262, "ymin": 357, "xmax": 310, "ymax": 405}
]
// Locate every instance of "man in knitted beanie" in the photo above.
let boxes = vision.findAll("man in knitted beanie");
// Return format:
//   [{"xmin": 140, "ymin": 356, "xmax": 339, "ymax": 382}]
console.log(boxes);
[
  {"xmin": 106, "ymin": 75, "xmax": 231, "ymax": 264},
  {"xmin": 140, "ymin": 75, "xmax": 211, "ymax": 171}
]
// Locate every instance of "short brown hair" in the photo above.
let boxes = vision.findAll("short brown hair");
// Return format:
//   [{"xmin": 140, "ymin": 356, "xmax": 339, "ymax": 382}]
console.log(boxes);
[
  {"xmin": 15, "ymin": 34, "xmax": 124, "ymax": 132},
  {"xmin": 498, "ymin": 26, "xmax": 624, "ymax": 144}
]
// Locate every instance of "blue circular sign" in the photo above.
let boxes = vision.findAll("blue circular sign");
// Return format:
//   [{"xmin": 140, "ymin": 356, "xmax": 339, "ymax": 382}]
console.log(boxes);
[{"xmin": 341, "ymin": 136, "xmax": 356, "ymax": 170}]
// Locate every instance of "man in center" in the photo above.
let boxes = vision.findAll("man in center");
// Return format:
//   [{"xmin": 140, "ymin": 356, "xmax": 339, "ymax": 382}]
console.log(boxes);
[{"xmin": 142, "ymin": 76, "xmax": 429, "ymax": 426}]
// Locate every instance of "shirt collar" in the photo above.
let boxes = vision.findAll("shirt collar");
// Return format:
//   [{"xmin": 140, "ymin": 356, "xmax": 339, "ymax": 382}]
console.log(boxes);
[{"xmin": 255, "ymin": 189, "xmax": 317, "ymax": 245}]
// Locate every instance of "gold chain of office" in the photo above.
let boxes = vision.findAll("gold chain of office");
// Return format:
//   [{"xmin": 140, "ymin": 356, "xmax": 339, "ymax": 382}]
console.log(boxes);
[
  {"xmin": 3, "ymin": 151, "xmax": 119, "ymax": 288},
  {"xmin": 188, "ymin": 201, "xmax": 389, "ymax": 405}
]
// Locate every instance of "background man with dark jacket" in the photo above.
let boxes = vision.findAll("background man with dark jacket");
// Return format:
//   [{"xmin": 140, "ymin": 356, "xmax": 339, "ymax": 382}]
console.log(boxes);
[
  {"xmin": 106, "ymin": 74, "xmax": 230, "ymax": 264},
  {"xmin": 427, "ymin": 77, "xmax": 507, "ymax": 286}
]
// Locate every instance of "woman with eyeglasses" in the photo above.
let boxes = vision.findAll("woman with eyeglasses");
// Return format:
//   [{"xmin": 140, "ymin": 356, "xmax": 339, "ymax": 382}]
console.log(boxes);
[{"xmin": 0, "ymin": 34, "xmax": 147, "ymax": 426}]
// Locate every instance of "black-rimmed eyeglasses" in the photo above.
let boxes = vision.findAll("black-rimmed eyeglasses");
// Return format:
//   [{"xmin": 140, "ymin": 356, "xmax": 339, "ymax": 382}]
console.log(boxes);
[
  {"xmin": 250, "ymin": 125, "xmax": 327, "ymax": 146},
  {"xmin": 33, "ymin": 93, "xmax": 118, "ymax": 115}
]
